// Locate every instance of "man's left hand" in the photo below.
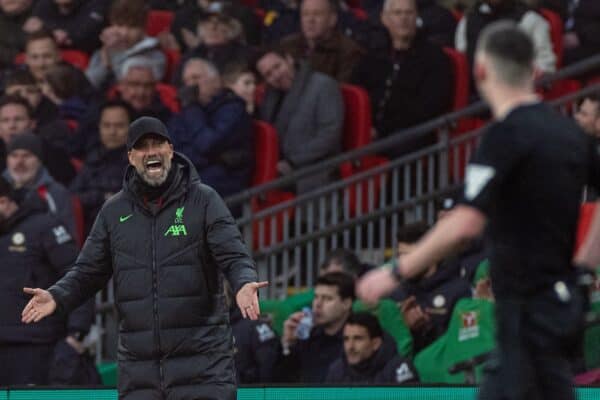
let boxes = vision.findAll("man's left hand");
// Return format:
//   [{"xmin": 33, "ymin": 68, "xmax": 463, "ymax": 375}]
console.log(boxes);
[
  {"xmin": 356, "ymin": 267, "xmax": 399, "ymax": 305},
  {"xmin": 236, "ymin": 281, "xmax": 269, "ymax": 320}
]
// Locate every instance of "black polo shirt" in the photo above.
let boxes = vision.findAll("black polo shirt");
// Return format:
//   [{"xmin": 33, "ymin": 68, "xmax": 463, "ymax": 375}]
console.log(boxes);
[{"xmin": 462, "ymin": 102, "xmax": 600, "ymax": 297}]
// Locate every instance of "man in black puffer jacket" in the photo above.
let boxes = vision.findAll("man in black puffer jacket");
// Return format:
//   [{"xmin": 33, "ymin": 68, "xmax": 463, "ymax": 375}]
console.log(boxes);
[
  {"xmin": 21, "ymin": 116, "xmax": 266, "ymax": 400},
  {"xmin": 0, "ymin": 176, "xmax": 93, "ymax": 385}
]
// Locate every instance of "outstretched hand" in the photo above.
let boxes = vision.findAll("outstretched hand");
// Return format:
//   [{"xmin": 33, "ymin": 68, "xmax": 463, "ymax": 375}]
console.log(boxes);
[
  {"xmin": 236, "ymin": 281, "xmax": 269, "ymax": 320},
  {"xmin": 21, "ymin": 288, "xmax": 56, "ymax": 324}
]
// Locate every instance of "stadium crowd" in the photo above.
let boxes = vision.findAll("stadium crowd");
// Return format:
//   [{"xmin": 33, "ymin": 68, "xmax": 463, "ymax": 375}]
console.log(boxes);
[{"xmin": 0, "ymin": 0, "xmax": 599, "ymax": 388}]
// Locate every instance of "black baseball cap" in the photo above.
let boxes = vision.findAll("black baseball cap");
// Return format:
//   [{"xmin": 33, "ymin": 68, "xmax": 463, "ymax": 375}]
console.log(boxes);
[{"xmin": 127, "ymin": 116, "xmax": 171, "ymax": 151}]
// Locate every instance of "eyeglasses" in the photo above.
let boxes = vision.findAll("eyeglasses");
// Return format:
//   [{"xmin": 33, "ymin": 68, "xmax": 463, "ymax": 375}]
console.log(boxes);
[{"xmin": 123, "ymin": 80, "xmax": 155, "ymax": 90}]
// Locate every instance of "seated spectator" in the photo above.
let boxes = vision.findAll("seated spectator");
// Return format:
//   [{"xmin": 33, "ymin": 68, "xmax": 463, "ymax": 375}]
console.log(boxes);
[
  {"xmin": 174, "ymin": 12, "xmax": 251, "ymax": 84},
  {"xmin": 455, "ymin": 0, "xmax": 556, "ymax": 74},
  {"xmin": 69, "ymin": 100, "xmax": 130, "ymax": 233},
  {"xmin": 115, "ymin": 58, "xmax": 173, "ymax": 123},
  {"xmin": 575, "ymin": 94, "xmax": 600, "ymax": 138},
  {"xmin": 263, "ymin": 0, "xmax": 388, "ymax": 52},
  {"xmin": 25, "ymin": 0, "xmax": 110, "ymax": 53},
  {"xmin": 168, "ymin": 0, "xmax": 262, "ymax": 51},
  {"xmin": 72, "ymin": 58, "xmax": 173, "ymax": 159},
  {"xmin": 278, "ymin": 271, "xmax": 354, "ymax": 383},
  {"xmin": 326, "ymin": 312, "xmax": 419, "ymax": 383},
  {"xmin": 170, "ymin": 58, "xmax": 253, "ymax": 198},
  {"xmin": 3, "ymin": 132, "xmax": 76, "ymax": 238},
  {"xmin": 222, "ymin": 61, "xmax": 257, "ymax": 114},
  {"xmin": 22, "ymin": 29, "xmax": 95, "ymax": 98},
  {"xmin": 0, "ymin": 95, "xmax": 75, "ymax": 185},
  {"xmin": 86, "ymin": 0, "xmax": 166, "ymax": 90},
  {"xmin": 225, "ymin": 282, "xmax": 280, "ymax": 384},
  {"xmin": 390, "ymin": 223, "xmax": 472, "ymax": 353},
  {"xmin": 256, "ymin": 48, "xmax": 343, "ymax": 193},
  {"xmin": 365, "ymin": 0, "xmax": 457, "ymax": 47},
  {"xmin": 280, "ymin": 0, "xmax": 364, "ymax": 82},
  {"xmin": 353, "ymin": 0, "xmax": 452, "ymax": 156},
  {"xmin": 563, "ymin": 0, "xmax": 600, "ymax": 67},
  {"xmin": 5, "ymin": 69, "xmax": 73, "ymax": 152},
  {"xmin": 39, "ymin": 63, "xmax": 89, "ymax": 121},
  {"xmin": 0, "ymin": 0, "xmax": 33, "ymax": 69}
]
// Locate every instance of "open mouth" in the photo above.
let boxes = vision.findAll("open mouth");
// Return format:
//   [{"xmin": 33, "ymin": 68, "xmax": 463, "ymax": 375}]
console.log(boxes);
[{"xmin": 145, "ymin": 159, "xmax": 163, "ymax": 174}]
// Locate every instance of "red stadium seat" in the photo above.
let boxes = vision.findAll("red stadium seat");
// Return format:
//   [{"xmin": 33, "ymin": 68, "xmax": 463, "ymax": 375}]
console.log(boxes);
[
  {"xmin": 71, "ymin": 195, "xmax": 85, "ymax": 248},
  {"xmin": 145, "ymin": 10, "xmax": 174, "ymax": 36},
  {"xmin": 107, "ymin": 83, "xmax": 181, "ymax": 113},
  {"xmin": 251, "ymin": 120, "xmax": 295, "ymax": 249},
  {"xmin": 163, "ymin": 48, "xmax": 181, "ymax": 83},
  {"xmin": 539, "ymin": 8, "xmax": 564, "ymax": 68},
  {"xmin": 70, "ymin": 157, "xmax": 83, "ymax": 173},
  {"xmin": 14, "ymin": 49, "xmax": 90, "ymax": 70},
  {"xmin": 575, "ymin": 202, "xmax": 598, "ymax": 253},
  {"xmin": 350, "ymin": 7, "xmax": 368, "ymax": 20},
  {"xmin": 443, "ymin": 47, "xmax": 470, "ymax": 112},
  {"xmin": 339, "ymin": 84, "xmax": 389, "ymax": 216}
]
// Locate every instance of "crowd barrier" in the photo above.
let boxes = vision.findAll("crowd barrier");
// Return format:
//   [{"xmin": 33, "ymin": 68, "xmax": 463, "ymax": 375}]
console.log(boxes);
[{"xmin": 0, "ymin": 386, "xmax": 599, "ymax": 400}]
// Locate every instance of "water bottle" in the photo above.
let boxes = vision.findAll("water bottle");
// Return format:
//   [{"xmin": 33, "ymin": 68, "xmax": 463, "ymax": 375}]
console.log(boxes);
[{"xmin": 295, "ymin": 307, "xmax": 313, "ymax": 340}]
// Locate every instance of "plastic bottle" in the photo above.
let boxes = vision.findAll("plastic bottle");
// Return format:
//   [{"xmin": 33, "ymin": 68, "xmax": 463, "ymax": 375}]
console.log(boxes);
[{"xmin": 295, "ymin": 307, "xmax": 313, "ymax": 340}]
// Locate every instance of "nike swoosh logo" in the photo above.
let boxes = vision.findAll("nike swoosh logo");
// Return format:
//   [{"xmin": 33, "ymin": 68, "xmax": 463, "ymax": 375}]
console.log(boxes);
[{"xmin": 119, "ymin": 214, "xmax": 133, "ymax": 222}]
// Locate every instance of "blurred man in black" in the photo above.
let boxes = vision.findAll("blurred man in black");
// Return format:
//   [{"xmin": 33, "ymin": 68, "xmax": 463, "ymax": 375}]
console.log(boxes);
[{"xmin": 358, "ymin": 21, "xmax": 600, "ymax": 400}]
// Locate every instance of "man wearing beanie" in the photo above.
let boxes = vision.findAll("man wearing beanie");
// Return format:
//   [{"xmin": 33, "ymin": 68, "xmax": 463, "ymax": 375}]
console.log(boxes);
[
  {"xmin": 0, "ymin": 175, "xmax": 94, "ymax": 385},
  {"xmin": 3, "ymin": 132, "xmax": 76, "ymax": 241},
  {"xmin": 22, "ymin": 116, "xmax": 267, "ymax": 400}
]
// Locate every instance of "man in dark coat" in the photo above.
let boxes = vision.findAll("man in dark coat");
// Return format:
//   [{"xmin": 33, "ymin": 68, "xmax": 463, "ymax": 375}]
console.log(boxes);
[
  {"xmin": 170, "ymin": 58, "xmax": 253, "ymax": 199},
  {"xmin": 326, "ymin": 312, "xmax": 418, "ymax": 384},
  {"xmin": 21, "ymin": 116, "xmax": 267, "ymax": 400},
  {"xmin": 0, "ymin": 175, "xmax": 93, "ymax": 385},
  {"xmin": 0, "ymin": 0, "xmax": 33, "ymax": 69},
  {"xmin": 27, "ymin": 0, "xmax": 110, "ymax": 53},
  {"xmin": 352, "ymin": 0, "xmax": 452, "ymax": 157}
]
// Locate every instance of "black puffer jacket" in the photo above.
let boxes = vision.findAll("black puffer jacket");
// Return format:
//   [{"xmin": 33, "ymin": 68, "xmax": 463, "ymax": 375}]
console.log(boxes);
[{"xmin": 49, "ymin": 153, "xmax": 257, "ymax": 400}]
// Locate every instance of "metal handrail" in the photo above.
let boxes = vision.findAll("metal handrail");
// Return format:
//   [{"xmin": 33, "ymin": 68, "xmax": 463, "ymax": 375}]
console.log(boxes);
[{"xmin": 225, "ymin": 54, "xmax": 600, "ymax": 208}]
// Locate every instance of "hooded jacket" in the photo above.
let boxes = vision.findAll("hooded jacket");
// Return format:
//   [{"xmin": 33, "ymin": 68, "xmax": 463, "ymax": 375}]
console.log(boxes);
[
  {"xmin": 3, "ymin": 166, "xmax": 76, "ymax": 241},
  {"xmin": 0, "ymin": 195, "xmax": 92, "ymax": 343},
  {"xmin": 48, "ymin": 153, "xmax": 257, "ymax": 400}
]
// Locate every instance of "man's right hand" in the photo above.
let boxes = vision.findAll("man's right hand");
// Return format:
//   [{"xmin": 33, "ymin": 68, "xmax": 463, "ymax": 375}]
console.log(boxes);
[
  {"xmin": 21, "ymin": 288, "xmax": 56, "ymax": 323},
  {"xmin": 282, "ymin": 311, "xmax": 304, "ymax": 347}
]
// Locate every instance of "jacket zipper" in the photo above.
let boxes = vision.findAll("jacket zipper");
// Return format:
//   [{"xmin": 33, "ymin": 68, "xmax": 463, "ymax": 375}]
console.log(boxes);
[{"xmin": 151, "ymin": 219, "xmax": 164, "ymax": 391}]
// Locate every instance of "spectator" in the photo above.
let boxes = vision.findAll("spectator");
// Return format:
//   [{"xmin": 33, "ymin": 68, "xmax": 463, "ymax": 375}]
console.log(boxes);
[
  {"xmin": 39, "ymin": 63, "xmax": 89, "ymax": 121},
  {"xmin": 280, "ymin": 0, "xmax": 364, "ymax": 82},
  {"xmin": 0, "ymin": 175, "xmax": 93, "ymax": 385},
  {"xmin": 353, "ymin": 0, "xmax": 452, "ymax": 156},
  {"xmin": 72, "ymin": 58, "xmax": 173, "ymax": 160},
  {"xmin": 115, "ymin": 58, "xmax": 173, "ymax": 123},
  {"xmin": 563, "ymin": 0, "xmax": 600, "ymax": 66},
  {"xmin": 26, "ymin": 0, "xmax": 110, "ymax": 53},
  {"xmin": 168, "ymin": 0, "xmax": 262, "ymax": 51},
  {"xmin": 3, "ymin": 132, "xmax": 77, "ymax": 239},
  {"xmin": 0, "ymin": 95, "xmax": 75, "ymax": 185},
  {"xmin": 170, "ymin": 58, "xmax": 254, "ymax": 198},
  {"xmin": 0, "ymin": 0, "xmax": 33, "ymax": 69},
  {"xmin": 575, "ymin": 94, "xmax": 600, "ymax": 138},
  {"xmin": 256, "ymin": 48, "xmax": 343, "ymax": 193},
  {"xmin": 5, "ymin": 69, "xmax": 73, "ymax": 152},
  {"xmin": 69, "ymin": 100, "xmax": 131, "ymax": 234},
  {"xmin": 365, "ymin": 0, "xmax": 457, "ymax": 47},
  {"xmin": 174, "ymin": 12, "xmax": 251, "ymax": 84},
  {"xmin": 226, "ymin": 282, "xmax": 280, "ymax": 384},
  {"xmin": 455, "ymin": 0, "xmax": 556, "ymax": 74},
  {"xmin": 222, "ymin": 60, "xmax": 257, "ymax": 114},
  {"xmin": 279, "ymin": 271, "xmax": 354, "ymax": 382},
  {"xmin": 22, "ymin": 30, "xmax": 95, "ymax": 98},
  {"xmin": 326, "ymin": 312, "xmax": 418, "ymax": 383},
  {"xmin": 86, "ymin": 0, "xmax": 166, "ymax": 90}
]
